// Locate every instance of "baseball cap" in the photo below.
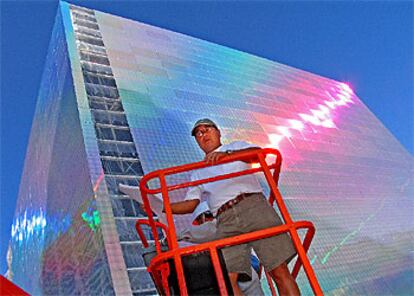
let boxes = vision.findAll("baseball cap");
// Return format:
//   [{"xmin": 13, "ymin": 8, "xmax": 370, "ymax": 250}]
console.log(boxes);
[{"xmin": 191, "ymin": 118, "xmax": 218, "ymax": 136}]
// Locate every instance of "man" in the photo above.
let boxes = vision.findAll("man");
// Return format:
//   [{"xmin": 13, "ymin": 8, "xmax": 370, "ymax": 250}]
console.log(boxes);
[
  {"xmin": 177, "ymin": 202, "xmax": 264, "ymax": 296},
  {"xmin": 169, "ymin": 118, "xmax": 300, "ymax": 296}
]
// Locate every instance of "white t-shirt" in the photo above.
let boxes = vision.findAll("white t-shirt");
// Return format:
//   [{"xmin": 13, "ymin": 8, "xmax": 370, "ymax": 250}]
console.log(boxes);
[{"xmin": 185, "ymin": 141, "xmax": 262, "ymax": 215}]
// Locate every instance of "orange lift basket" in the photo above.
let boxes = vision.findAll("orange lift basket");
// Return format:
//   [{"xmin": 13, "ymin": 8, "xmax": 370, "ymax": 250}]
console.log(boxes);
[{"xmin": 135, "ymin": 148, "xmax": 323, "ymax": 295}]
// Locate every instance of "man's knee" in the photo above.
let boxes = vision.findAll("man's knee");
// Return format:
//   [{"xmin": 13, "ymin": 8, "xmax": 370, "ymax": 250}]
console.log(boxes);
[
  {"xmin": 270, "ymin": 262, "xmax": 293, "ymax": 283},
  {"xmin": 229, "ymin": 273, "xmax": 243, "ymax": 295},
  {"xmin": 229, "ymin": 273, "xmax": 239, "ymax": 281}
]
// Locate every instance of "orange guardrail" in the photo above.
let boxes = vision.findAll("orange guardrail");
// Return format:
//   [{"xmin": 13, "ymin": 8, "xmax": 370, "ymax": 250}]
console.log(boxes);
[
  {"xmin": 135, "ymin": 219, "xmax": 171, "ymax": 249},
  {"xmin": 136, "ymin": 148, "xmax": 323, "ymax": 295}
]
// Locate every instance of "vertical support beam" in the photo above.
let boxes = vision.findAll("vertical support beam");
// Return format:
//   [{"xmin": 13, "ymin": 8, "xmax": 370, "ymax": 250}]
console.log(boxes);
[
  {"xmin": 210, "ymin": 248, "xmax": 229, "ymax": 296},
  {"xmin": 173, "ymin": 254, "xmax": 188, "ymax": 296}
]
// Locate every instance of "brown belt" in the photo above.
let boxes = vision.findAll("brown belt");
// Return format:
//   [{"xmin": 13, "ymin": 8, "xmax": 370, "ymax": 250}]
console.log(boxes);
[{"xmin": 216, "ymin": 192, "xmax": 259, "ymax": 217}]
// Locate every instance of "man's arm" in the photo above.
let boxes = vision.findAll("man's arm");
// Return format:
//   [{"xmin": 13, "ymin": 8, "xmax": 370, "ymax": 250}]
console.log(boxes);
[
  {"xmin": 169, "ymin": 199, "xmax": 200, "ymax": 214},
  {"xmin": 205, "ymin": 147, "xmax": 261, "ymax": 164}
]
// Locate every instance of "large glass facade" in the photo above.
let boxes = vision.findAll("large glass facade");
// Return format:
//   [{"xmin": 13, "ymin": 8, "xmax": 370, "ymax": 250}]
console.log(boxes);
[
  {"xmin": 10, "ymin": 2, "xmax": 413, "ymax": 295},
  {"xmin": 10, "ymin": 6, "xmax": 114, "ymax": 295}
]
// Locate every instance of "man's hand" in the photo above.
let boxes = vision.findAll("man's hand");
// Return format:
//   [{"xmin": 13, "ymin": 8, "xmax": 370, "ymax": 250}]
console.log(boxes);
[
  {"xmin": 207, "ymin": 147, "xmax": 262, "ymax": 164},
  {"xmin": 204, "ymin": 151, "xmax": 227, "ymax": 164}
]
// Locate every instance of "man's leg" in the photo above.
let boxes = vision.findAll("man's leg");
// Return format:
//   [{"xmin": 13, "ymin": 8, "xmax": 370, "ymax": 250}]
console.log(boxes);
[
  {"xmin": 269, "ymin": 262, "xmax": 300, "ymax": 296},
  {"xmin": 238, "ymin": 266, "xmax": 265, "ymax": 296},
  {"xmin": 242, "ymin": 195, "xmax": 299, "ymax": 294},
  {"xmin": 229, "ymin": 273, "xmax": 243, "ymax": 296},
  {"xmin": 216, "ymin": 207, "xmax": 252, "ymax": 296}
]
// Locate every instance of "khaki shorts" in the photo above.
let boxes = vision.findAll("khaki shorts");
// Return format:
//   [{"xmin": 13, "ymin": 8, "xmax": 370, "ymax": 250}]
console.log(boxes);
[{"xmin": 216, "ymin": 193, "xmax": 296, "ymax": 277}]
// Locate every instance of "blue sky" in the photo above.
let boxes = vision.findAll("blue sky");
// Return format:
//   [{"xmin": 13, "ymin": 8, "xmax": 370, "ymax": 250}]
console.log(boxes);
[{"xmin": 1, "ymin": 0, "xmax": 412, "ymax": 275}]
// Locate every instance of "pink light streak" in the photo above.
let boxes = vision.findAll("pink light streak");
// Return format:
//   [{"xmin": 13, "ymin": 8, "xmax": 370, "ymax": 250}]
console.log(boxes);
[
  {"xmin": 93, "ymin": 171, "xmax": 105, "ymax": 192},
  {"xmin": 264, "ymin": 82, "xmax": 355, "ymax": 151},
  {"xmin": 288, "ymin": 119, "xmax": 305, "ymax": 131}
]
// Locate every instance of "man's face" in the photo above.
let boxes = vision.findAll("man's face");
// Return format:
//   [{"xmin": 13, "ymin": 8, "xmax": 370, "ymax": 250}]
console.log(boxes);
[{"xmin": 194, "ymin": 124, "xmax": 221, "ymax": 154}]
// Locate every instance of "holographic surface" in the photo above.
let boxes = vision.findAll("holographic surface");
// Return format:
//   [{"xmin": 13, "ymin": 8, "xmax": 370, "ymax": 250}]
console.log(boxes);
[
  {"xmin": 10, "ymin": 5, "xmax": 115, "ymax": 295},
  {"xmin": 97, "ymin": 8, "xmax": 413, "ymax": 295},
  {"xmin": 11, "ymin": 2, "xmax": 413, "ymax": 295}
]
